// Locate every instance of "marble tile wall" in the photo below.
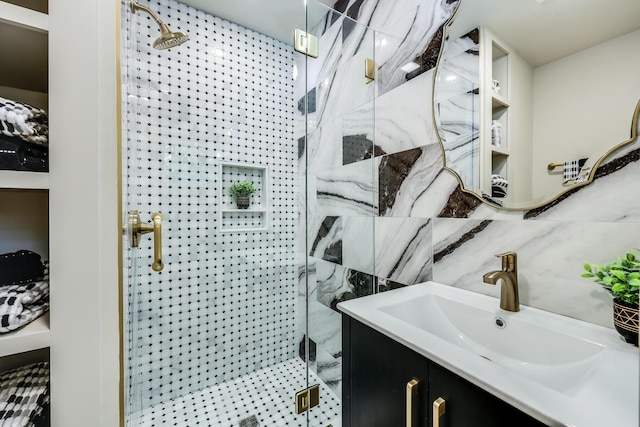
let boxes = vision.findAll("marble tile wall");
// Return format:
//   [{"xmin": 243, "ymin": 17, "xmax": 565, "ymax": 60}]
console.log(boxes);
[
  {"xmin": 298, "ymin": 0, "xmax": 460, "ymax": 394},
  {"xmin": 301, "ymin": 0, "xmax": 639, "ymax": 394}
]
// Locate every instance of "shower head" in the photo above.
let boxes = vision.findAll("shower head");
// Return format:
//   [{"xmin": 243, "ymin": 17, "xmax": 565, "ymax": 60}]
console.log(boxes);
[
  {"xmin": 153, "ymin": 23, "xmax": 189, "ymax": 50},
  {"xmin": 130, "ymin": 0, "xmax": 189, "ymax": 50}
]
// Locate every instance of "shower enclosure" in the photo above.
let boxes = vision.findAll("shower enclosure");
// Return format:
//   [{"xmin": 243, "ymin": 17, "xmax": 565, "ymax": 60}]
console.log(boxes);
[{"xmin": 120, "ymin": 0, "xmax": 377, "ymax": 425}]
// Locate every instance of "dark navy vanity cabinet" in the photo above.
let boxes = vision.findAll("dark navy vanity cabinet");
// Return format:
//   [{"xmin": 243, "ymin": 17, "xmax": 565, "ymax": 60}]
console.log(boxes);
[{"xmin": 342, "ymin": 315, "xmax": 547, "ymax": 427}]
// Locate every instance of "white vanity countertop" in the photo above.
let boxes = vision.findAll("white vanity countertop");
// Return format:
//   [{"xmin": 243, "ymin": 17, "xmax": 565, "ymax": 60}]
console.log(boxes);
[{"xmin": 337, "ymin": 282, "xmax": 639, "ymax": 427}]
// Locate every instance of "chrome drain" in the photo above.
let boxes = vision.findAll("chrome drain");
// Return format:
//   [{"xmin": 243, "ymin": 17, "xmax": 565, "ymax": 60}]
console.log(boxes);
[{"xmin": 239, "ymin": 415, "xmax": 260, "ymax": 427}]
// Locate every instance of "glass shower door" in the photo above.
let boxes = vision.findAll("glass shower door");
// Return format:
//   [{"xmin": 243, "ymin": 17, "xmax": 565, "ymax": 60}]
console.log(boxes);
[
  {"xmin": 300, "ymin": 2, "xmax": 377, "ymax": 426},
  {"xmin": 120, "ymin": 0, "xmax": 379, "ymax": 426},
  {"xmin": 120, "ymin": 0, "xmax": 311, "ymax": 425}
]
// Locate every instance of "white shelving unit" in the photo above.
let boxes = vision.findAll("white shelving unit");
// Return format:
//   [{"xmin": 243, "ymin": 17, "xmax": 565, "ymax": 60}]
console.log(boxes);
[
  {"xmin": 0, "ymin": 0, "xmax": 50, "ymax": 393},
  {"xmin": 479, "ymin": 27, "xmax": 512, "ymax": 201},
  {"xmin": 0, "ymin": 313, "xmax": 50, "ymax": 358},
  {"xmin": 0, "ymin": 170, "xmax": 50, "ymax": 189}
]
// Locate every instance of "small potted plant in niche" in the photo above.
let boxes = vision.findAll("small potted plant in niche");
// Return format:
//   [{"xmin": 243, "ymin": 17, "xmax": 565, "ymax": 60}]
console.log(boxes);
[
  {"xmin": 228, "ymin": 181, "xmax": 256, "ymax": 209},
  {"xmin": 582, "ymin": 250, "xmax": 639, "ymax": 346}
]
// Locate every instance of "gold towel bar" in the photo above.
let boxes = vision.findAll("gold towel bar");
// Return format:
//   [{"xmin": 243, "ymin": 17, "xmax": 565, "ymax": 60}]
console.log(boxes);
[{"xmin": 547, "ymin": 162, "xmax": 563, "ymax": 171}]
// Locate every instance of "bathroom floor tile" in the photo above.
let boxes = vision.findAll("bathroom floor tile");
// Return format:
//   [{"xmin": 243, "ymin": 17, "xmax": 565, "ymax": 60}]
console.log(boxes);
[{"xmin": 131, "ymin": 358, "xmax": 341, "ymax": 427}]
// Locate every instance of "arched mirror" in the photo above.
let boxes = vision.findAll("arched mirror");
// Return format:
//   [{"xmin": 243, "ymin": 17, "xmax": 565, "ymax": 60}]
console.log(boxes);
[{"xmin": 433, "ymin": 0, "xmax": 640, "ymax": 210}]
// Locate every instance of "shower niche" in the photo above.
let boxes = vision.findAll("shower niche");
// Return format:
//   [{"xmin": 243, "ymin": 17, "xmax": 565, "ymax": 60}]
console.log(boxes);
[{"xmin": 219, "ymin": 162, "xmax": 269, "ymax": 232}]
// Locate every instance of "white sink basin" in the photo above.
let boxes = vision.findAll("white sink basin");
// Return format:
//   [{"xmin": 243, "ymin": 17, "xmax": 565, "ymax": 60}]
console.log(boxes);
[
  {"xmin": 380, "ymin": 292, "xmax": 605, "ymax": 393},
  {"xmin": 337, "ymin": 281, "xmax": 639, "ymax": 427}
]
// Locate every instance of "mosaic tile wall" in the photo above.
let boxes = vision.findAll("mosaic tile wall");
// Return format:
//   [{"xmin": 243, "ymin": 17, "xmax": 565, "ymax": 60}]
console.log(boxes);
[{"xmin": 122, "ymin": 0, "xmax": 298, "ymax": 410}]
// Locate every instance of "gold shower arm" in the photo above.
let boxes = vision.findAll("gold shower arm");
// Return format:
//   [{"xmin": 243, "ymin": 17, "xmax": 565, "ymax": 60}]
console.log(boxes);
[{"xmin": 130, "ymin": 0, "xmax": 165, "ymax": 27}]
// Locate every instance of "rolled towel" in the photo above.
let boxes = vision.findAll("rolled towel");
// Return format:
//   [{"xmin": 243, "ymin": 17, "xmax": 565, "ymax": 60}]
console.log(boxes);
[
  {"xmin": 0, "ymin": 96, "xmax": 48, "ymax": 146},
  {"xmin": 491, "ymin": 174, "xmax": 508, "ymax": 198},
  {"xmin": 563, "ymin": 158, "xmax": 588, "ymax": 183},
  {"xmin": 0, "ymin": 274, "xmax": 49, "ymax": 333}
]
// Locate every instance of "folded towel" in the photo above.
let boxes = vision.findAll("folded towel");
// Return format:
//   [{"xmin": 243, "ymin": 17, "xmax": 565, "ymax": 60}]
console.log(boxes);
[
  {"xmin": 563, "ymin": 158, "xmax": 588, "ymax": 183},
  {"xmin": 0, "ymin": 97, "xmax": 48, "ymax": 147},
  {"xmin": 0, "ymin": 134, "xmax": 48, "ymax": 173},
  {"xmin": 0, "ymin": 362, "xmax": 50, "ymax": 427},
  {"xmin": 0, "ymin": 263, "xmax": 49, "ymax": 333},
  {"xmin": 0, "ymin": 251, "xmax": 45, "ymax": 287}
]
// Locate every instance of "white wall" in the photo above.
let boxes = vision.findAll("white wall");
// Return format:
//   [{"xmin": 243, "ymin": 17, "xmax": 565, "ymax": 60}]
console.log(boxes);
[
  {"xmin": 532, "ymin": 29, "xmax": 640, "ymax": 198},
  {"xmin": 506, "ymin": 50, "xmax": 534, "ymax": 203},
  {"xmin": 49, "ymin": 0, "xmax": 119, "ymax": 425}
]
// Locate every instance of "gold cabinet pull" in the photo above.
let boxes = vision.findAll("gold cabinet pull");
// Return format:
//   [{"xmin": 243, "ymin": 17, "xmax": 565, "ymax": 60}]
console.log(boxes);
[
  {"xmin": 128, "ymin": 210, "xmax": 164, "ymax": 272},
  {"xmin": 433, "ymin": 397, "xmax": 446, "ymax": 427},
  {"xmin": 406, "ymin": 379, "xmax": 419, "ymax": 427}
]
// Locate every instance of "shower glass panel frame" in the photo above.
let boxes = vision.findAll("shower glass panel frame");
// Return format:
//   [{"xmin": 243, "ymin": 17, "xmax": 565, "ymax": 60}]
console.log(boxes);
[{"xmin": 119, "ymin": 1, "xmax": 377, "ymax": 426}]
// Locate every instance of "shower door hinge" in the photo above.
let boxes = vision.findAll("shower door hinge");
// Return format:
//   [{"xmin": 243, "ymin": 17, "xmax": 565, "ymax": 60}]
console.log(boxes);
[
  {"xmin": 294, "ymin": 29, "xmax": 319, "ymax": 58},
  {"xmin": 365, "ymin": 58, "xmax": 375, "ymax": 83},
  {"xmin": 295, "ymin": 384, "xmax": 320, "ymax": 415}
]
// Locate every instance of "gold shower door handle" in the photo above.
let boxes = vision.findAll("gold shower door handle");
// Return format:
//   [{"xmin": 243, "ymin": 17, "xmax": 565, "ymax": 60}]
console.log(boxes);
[
  {"xmin": 128, "ymin": 210, "xmax": 164, "ymax": 272},
  {"xmin": 433, "ymin": 397, "xmax": 446, "ymax": 427},
  {"xmin": 406, "ymin": 379, "xmax": 419, "ymax": 427}
]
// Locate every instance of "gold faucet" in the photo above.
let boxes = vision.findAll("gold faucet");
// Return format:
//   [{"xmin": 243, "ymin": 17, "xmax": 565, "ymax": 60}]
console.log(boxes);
[{"xmin": 483, "ymin": 252, "xmax": 520, "ymax": 312}]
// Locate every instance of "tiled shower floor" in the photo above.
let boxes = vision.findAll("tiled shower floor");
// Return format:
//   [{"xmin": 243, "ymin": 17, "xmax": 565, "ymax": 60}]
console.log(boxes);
[{"xmin": 132, "ymin": 358, "xmax": 341, "ymax": 427}]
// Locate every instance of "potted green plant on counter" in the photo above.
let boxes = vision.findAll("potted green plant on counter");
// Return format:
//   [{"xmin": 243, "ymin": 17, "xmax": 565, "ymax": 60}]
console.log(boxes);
[
  {"xmin": 228, "ymin": 181, "xmax": 256, "ymax": 209},
  {"xmin": 582, "ymin": 250, "xmax": 639, "ymax": 346}
]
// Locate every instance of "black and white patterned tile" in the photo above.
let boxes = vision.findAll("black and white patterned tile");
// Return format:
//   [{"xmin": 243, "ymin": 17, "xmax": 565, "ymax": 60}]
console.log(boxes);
[
  {"xmin": 132, "ymin": 358, "xmax": 341, "ymax": 427},
  {"xmin": 123, "ymin": 0, "xmax": 298, "ymax": 411}
]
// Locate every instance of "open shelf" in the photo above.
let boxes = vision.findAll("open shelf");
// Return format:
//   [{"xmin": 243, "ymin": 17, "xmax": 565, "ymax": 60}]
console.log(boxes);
[
  {"xmin": 0, "ymin": 0, "xmax": 48, "ymax": 32},
  {"xmin": 219, "ymin": 162, "xmax": 269, "ymax": 232},
  {"xmin": 491, "ymin": 94, "xmax": 509, "ymax": 110},
  {"xmin": 0, "ymin": 170, "xmax": 49, "ymax": 189},
  {"xmin": 491, "ymin": 147, "xmax": 509, "ymax": 157},
  {"xmin": 0, "ymin": 312, "xmax": 50, "ymax": 358}
]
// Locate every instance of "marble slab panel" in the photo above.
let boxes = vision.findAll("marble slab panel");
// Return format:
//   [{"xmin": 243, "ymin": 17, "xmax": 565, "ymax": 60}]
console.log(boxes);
[
  {"xmin": 525, "ymin": 146, "xmax": 640, "ymax": 223},
  {"xmin": 432, "ymin": 218, "xmax": 640, "ymax": 328},
  {"xmin": 314, "ymin": 258, "xmax": 376, "ymax": 310},
  {"xmin": 375, "ymin": 70, "xmax": 438, "ymax": 156},
  {"xmin": 315, "ymin": 258, "xmax": 351, "ymax": 309},
  {"xmin": 341, "ymin": 216, "xmax": 375, "ymax": 274},
  {"xmin": 374, "ymin": 0, "xmax": 459, "ymax": 96},
  {"xmin": 378, "ymin": 143, "xmax": 445, "ymax": 217},
  {"xmin": 411, "ymin": 169, "xmax": 461, "ymax": 217},
  {"xmin": 305, "ymin": 124, "xmax": 344, "ymax": 174},
  {"xmin": 316, "ymin": 159, "xmax": 377, "ymax": 216},
  {"xmin": 308, "ymin": 216, "xmax": 344, "ymax": 264},
  {"xmin": 375, "ymin": 217, "xmax": 433, "ymax": 285},
  {"xmin": 342, "ymin": 101, "xmax": 376, "ymax": 164}
]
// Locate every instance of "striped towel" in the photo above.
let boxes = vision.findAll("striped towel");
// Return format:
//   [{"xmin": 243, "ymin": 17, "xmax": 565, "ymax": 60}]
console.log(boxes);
[{"xmin": 563, "ymin": 158, "xmax": 588, "ymax": 183}]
